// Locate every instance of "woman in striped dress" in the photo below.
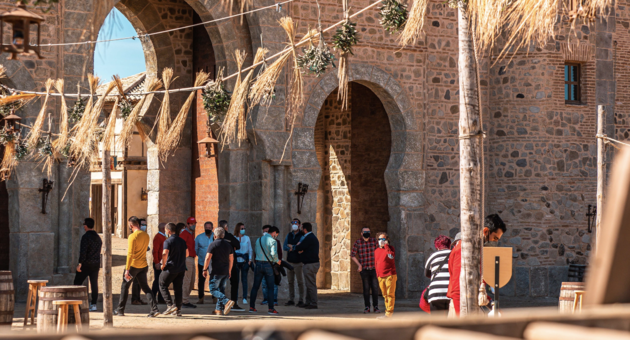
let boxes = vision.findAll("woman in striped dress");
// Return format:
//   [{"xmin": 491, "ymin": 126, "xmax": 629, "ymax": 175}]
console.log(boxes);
[{"xmin": 424, "ymin": 235, "xmax": 452, "ymax": 312}]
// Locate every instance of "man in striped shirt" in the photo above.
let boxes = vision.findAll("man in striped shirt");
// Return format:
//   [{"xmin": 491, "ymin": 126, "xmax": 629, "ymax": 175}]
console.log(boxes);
[{"xmin": 424, "ymin": 235, "xmax": 452, "ymax": 312}]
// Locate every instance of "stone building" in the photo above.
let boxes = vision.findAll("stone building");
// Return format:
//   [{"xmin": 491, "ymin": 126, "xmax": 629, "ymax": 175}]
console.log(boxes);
[{"xmin": 0, "ymin": 0, "xmax": 620, "ymax": 301}]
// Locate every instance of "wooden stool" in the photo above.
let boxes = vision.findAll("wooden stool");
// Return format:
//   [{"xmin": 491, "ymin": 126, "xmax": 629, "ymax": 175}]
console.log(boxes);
[
  {"xmin": 573, "ymin": 290, "xmax": 585, "ymax": 313},
  {"xmin": 24, "ymin": 280, "xmax": 47, "ymax": 326},
  {"xmin": 53, "ymin": 300, "xmax": 83, "ymax": 333}
]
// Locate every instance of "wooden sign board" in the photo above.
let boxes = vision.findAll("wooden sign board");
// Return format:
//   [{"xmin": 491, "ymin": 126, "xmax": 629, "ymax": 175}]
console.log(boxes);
[{"xmin": 482, "ymin": 247, "xmax": 513, "ymax": 288}]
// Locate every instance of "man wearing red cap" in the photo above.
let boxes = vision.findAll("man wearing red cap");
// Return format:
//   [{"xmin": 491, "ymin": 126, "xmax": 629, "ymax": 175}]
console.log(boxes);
[{"xmin": 180, "ymin": 217, "xmax": 197, "ymax": 308}]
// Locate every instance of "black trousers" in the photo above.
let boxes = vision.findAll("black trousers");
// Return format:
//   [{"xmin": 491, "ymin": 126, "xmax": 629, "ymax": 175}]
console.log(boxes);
[
  {"xmin": 159, "ymin": 270, "xmax": 185, "ymax": 310},
  {"xmin": 430, "ymin": 300, "xmax": 450, "ymax": 313},
  {"xmin": 73, "ymin": 264, "xmax": 100, "ymax": 305},
  {"xmin": 360, "ymin": 269, "xmax": 379, "ymax": 308},
  {"xmin": 230, "ymin": 262, "xmax": 240, "ymax": 301},
  {"xmin": 151, "ymin": 267, "xmax": 164, "ymax": 302},
  {"xmin": 117, "ymin": 266, "xmax": 158, "ymax": 313},
  {"xmin": 132, "ymin": 278, "xmax": 141, "ymax": 302},
  {"xmin": 197, "ymin": 264, "xmax": 207, "ymax": 299}
]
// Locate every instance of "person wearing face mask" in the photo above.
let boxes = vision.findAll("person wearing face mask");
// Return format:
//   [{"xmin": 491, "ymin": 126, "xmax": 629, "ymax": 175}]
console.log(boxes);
[
  {"xmin": 180, "ymin": 217, "xmax": 197, "ymax": 309},
  {"xmin": 74, "ymin": 218, "xmax": 101, "ymax": 312},
  {"xmin": 151, "ymin": 223, "xmax": 168, "ymax": 304},
  {"xmin": 374, "ymin": 232, "xmax": 396, "ymax": 319},
  {"xmin": 131, "ymin": 219, "xmax": 150, "ymax": 305},
  {"xmin": 159, "ymin": 222, "xmax": 189, "ymax": 317},
  {"xmin": 447, "ymin": 214, "xmax": 506, "ymax": 316},
  {"xmin": 351, "ymin": 227, "xmax": 380, "ymax": 314},
  {"xmin": 283, "ymin": 218, "xmax": 305, "ymax": 307},
  {"xmin": 233, "ymin": 223, "xmax": 253, "ymax": 306},
  {"xmin": 195, "ymin": 221, "xmax": 214, "ymax": 304}
]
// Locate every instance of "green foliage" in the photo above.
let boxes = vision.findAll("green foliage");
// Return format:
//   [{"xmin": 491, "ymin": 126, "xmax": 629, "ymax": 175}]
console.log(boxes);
[
  {"xmin": 14, "ymin": 139, "xmax": 28, "ymax": 160},
  {"xmin": 297, "ymin": 40, "xmax": 336, "ymax": 77},
  {"xmin": 202, "ymin": 81, "xmax": 231, "ymax": 124},
  {"xmin": 37, "ymin": 136, "xmax": 52, "ymax": 157},
  {"xmin": 332, "ymin": 20, "xmax": 359, "ymax": 55},
  {"xmin": 60, "ymin": 142, "xmax": 71, "ymax": 157},
  {"xmin": 380, "ymin": 0, "xmax": 409, "ymax": 33},
  {"xmin": 0, "ymin": 127, "xmax": 16, "ymax": 145},
  {"xmin": 68, "ymin": 97, "xmax": 86, "ymax": 124},
  {"xmin": 118, "ymin": 99, "xmax": 133, "ymax": 120}
]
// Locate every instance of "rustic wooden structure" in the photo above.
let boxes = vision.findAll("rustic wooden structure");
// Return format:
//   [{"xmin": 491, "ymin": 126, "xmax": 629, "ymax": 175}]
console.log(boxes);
[
  {"xmin": 23, "ymin": 279, "xmax": 47, "ymax": 326},
  {"xmin": 0, "ymin": 270, "xmax": 14, "ymax": 326},
  {"xmin": 36, "ymin": 286, "xmax": 89, "ymax": 333},
  {"xmin": 558, "ymin": 282, "xmax": 585, "ymax": 313},
  {"xmin": 52, "ymin": 300, "xmax": 83, "ymax": 333}
]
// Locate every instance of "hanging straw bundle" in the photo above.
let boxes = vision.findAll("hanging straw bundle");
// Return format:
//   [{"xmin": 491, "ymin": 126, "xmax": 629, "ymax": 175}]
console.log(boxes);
[
  {"xmin": 69, "ymin": 75, "xmax": 99, "ymax": 163},
  {"xmin": 38, "ymin": 114, "xmax": 60, "ymax": 178},
  {"xmin": 0, "ymin": 93, "xmax": 37, "ymax": 107},
  {"xmin": 398, "ymin": 0, "xmax": 429, "ymax": 47},
  {"xmin": 333, "ymin": 0, "xmax": 358, "ymax": 111},
  {"xmin": 249, "ymin": 17, "xmax": 319, "ymax": 112},
  {"xmin": 0, "ymin": 139, "xmax": 16, "ymax": 181},
  {"xmin": 75, "ymin": 80, "xmax": 115, "ymax": 165},
  {"xmin": 52, "ymin": 79, "xmax": 70, "ymax": 153},
  {"xmin": 221, "ymin": 48, "xmax": 267, "ymax": 146},
  {"xmin": 155, "ymin": 68, "xmax": 176, "ymax": 149},
  {"xmin": 160, "ymin": 71, "xmax": 210, "ymax": 161},
  {"xmin": 26, "ymin": 79, "xmax": 55, "ymax": 149},
  {"xmin": 118, "ymin": 77, "xmax": 163, "ymax": 150},
  {"xmin": 101, "ymin": 97, "xmax": 119, "ymax": 153}
]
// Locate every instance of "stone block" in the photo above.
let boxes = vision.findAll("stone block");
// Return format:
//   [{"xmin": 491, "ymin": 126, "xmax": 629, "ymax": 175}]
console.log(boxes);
[
  {"xmin": 307, "ymin": 85, "xmax": 329, "ymax": 110},
  {"xmin": 292, "ymin": 151, "xmax": 319, "ymax": 169},
  {"xmin": 292, "ymin": 128, "xmax": 315, "ymax": 150},
  {"xmin": 400, "ymin": 192, "xmax": 426, "ymax": 208},
  {"xmin": 407, "ymin": 253, "xmax": 426, "ymax": 292},
  {"xmin": 302, "ymin": 104, "xmax": 320, "ymax": 128},
  {"xmin": 228, "ymin": 150, "xmax": 249, "ymax": 183},
  {"xmin": 28, "ymin": 233, "xmax": 55, "ymax": 278},
  {"xmin": 399, "ymin": 171, "xmax": 426, "ymax": 191},
  {"xmin": 515, "ymin": 267, "xmax": 529, "ymax": 297},
  {"xmin": 349, "ymin": 63, "xmax": 374, "ymax": 82},
  {"xmin": 229, "ymin": 183, "xmax": 250, "ymax": 210},
  {"xmin": 19, "ymin": 189, "xmax": 53, "ymax": 233},
  {"xmin": 254, "ymin": 105, "xmax": 285, "ymax": 130},
  {"xmin": 370, "ymin": 67, "xmax": 391, "ymax": 89},
  {"xmin": 147, "ymin": 170, "xmax": 160, "ymax": 191},
  {"xmin": 147, "ymin": 192, "xmax": 159, "ymax": 216},
  {"xmin": 289, "ymin": 169, "xmax": 322, "ymax": 190},
  {"xmin": 548, "ymin": 266, "xmax": 569, "ymax": 298},
  {"xmin": 530, "ymin": 267, "xmax": 549, "ymax": 297},
  {"xmin": 147, "ymin": 147, "xmax": 160, "ymax": 170},
  {"xmin": 405, "ymin": 212, "xmax": 429, "ymax": 235},
  {"xmin": 318, "ymin": 72, "xmax": 339, "ymax": 93},
  {"xmin": 389, "ymin": 113, "xmax": 406, "ymax": 132},
  {"xmin": 10, "ymin": 232, "xmax": 28, "ymax": 299},
  {"xmin": 499, "ymin": 276, "xmax": 515, "ymax": 297},
  {"xmin": 407, "ymin": 235, "xmax": 423, "ymax": 253}
]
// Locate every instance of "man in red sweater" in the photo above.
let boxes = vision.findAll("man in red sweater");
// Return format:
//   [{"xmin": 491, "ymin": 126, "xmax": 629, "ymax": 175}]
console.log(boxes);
[
  {"xmin": 151, "ymin": 223, "xmax": 167, "ymax": 303},
  {"xmin": 375, "ymin": 232, "xmax": 397, "ymax": 318},
  {"xmin": 447, "ymin": 214, "xmax": 506, "ymax": 316},
  {"xmin": 179, "ymin": 219, "xmax": 197, "ymax": 308}
]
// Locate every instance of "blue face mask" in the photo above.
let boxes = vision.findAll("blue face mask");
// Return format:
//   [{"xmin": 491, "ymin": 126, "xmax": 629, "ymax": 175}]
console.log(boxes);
[{"xmin": 240, "ymin": 229, "xmax": 246, "ymax": 235}]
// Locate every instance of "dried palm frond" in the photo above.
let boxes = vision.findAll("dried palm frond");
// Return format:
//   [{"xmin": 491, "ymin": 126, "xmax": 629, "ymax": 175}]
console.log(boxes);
[
  {"xmin": 80, "ymin": 80, "xmax": 115, "ymax": 160},
  {"xmin": 220, "ymin": 51, "xmax": 246, "ymax": 147},
  {"xmin": 101, "ymin": 97, "xmax": 119, "ymax": 152},
  {"xmin": 118, "ymin": 77, "xmax": 163, "ymax": 150},
  {"xmin": 160, "ymin": 71, "xmax": 210, "ymax": 161},
  {"xmin": 399, "ymin": 0, "xmax": 429, "ymax": 47},
  {"xmin": 112, "ymin": 75, "xmax": 133, "ymax": 120},
  {"xmin": 53, "ymin": 79, "xmax": 70, "ymax": 153},
  {"xmin": 0, "ymin": 93, "xmax": 37, "ymax": 107},
  {"xmin": 155, "ymin": 68, "xmax": 176, "ymax": 150},
  {"xmin": 0, "ymin": 140, "xmax": 15, "ymax": 181},
  {"xmin": 26, "ymin": 79, "xmax": 54, "ymax": 149}
]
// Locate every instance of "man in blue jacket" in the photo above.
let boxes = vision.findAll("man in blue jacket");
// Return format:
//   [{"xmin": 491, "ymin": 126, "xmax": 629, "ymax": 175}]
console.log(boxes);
[
  {"xmin": 294, "ymin": 222, "xmax": 320, "ymax": 309},
  {"xmin": 283, "ymin": 218, "xmax": 305, "ymax": 306},
  {"xmin": 195, "ymin": 221, "xmax": 214, "ymax": 304}
]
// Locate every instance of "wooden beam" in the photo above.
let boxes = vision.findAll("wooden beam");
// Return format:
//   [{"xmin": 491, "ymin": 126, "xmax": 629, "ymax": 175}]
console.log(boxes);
[
  {"xmin": 102, "ymin": 150, "xmax": 113, "ymax": 326},
  {"xmin": 595, "ymin": 105, "xmax": 606, "ymax": 253},
  {"xmin": 416, "ymin": 326, "xmax": 520, "ymax": 340},
  {"xmin": 299, "ymin": 331, "xmax": 363, "ymax": 340},
  {"xmin": 524, "ymin": 322, "xmax": 630, "ymax": 340}
]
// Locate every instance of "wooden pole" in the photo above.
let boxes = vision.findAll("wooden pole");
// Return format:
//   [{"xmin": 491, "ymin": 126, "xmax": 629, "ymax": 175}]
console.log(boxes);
[
  {"xmin": 457, "ymin": 1, "xmax": 484, "ymax": 316},
  {"xmin": 595, "ymin": 105, "xmax": 606, "ymax": 254},
  {"xmin": 102, "ymin": 149, "xmax": 113, "ymax": 326}
]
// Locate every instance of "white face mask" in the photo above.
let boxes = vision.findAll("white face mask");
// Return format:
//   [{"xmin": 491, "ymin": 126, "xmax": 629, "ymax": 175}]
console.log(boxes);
[
  {"xmin": 378, "ymin": 240, "xmax": 386, "ymax": 247},
  {"xmin": 292, "ymin": 224, "xmax": 298, "ymax": 231}
]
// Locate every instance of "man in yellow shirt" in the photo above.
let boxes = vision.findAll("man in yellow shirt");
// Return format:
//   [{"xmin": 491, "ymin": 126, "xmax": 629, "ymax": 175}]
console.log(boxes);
[{"xmin": 115, "ymin": 216, "xmax": 160, "ymax": 317}]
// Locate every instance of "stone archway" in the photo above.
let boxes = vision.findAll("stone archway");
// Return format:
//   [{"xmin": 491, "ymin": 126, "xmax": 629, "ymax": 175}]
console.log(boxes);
[{"xmin": 295, "ymin": 63, "xmax": 424, "ymax": 297}]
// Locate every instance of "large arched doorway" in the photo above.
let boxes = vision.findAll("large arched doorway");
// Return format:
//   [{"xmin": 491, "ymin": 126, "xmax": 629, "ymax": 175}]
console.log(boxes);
[
  {"xmin": 0, "ymin": 144, "xmax": 8, "ymax": 270},
  {"xmin": 314, "ymin": 83, "xmax": 391, "ymax": 292}
]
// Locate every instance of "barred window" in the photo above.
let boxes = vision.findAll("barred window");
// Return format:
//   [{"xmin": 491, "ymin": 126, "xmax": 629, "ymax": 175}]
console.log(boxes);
[{"xmin": 565, "ymin": 63, "xmax": 581, "ymax": 104}]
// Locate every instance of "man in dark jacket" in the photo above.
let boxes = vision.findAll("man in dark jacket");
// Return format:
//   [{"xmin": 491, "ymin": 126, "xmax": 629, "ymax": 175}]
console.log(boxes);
[
  {"xmin": 294, "ymin": 222, "xmax": 320, "ymax": 309},
  {"xmin": 74, "ymin": 218, "xmax": 102, "ymax": 311},
  {"xmin": 218, "ymin": 220, "xmax": 244, "ymax": 311},
  {"xmin": 283, "ymin": 218, "xmax": 304, "ymax": 306}
]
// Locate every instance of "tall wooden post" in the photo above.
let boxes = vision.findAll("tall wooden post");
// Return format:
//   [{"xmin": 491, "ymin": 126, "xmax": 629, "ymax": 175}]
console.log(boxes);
[
  {"xmin": 102, "ymin": 150, "xmax": 113, "ymax": 326},
  {"xmin": 457, "ymin": 2, "xmax": 483, "ymax": 316},
  {"xmin": 595, "ymin": 105, "xmax": 606, "ymax": 254}
]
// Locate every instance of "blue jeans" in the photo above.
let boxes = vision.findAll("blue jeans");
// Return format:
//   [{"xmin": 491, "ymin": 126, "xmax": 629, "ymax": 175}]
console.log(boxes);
[
  {"xmin": 209, "ymin": 275, "xmax": 230, "ymax": 311},
  {"xmin": 249, "ymin": 262, "xmax": 275, "ymax": 311},
  {"xmin": 237, "ymin": 262, "xmax": 249, "ymax": 299},
  {"xmin": 262, "ymin": 277, "xmax": 278, "ymax": 302}
]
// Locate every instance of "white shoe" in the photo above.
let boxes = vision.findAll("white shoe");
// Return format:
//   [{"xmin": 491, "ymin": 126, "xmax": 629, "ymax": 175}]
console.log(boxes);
[
  {"xmin": 243, "ymin": 298, "xmax": 247, "ymax": 305},
  {"xmin": 89, "ymin": 304, "xmax": 97, "ymax": 312}
]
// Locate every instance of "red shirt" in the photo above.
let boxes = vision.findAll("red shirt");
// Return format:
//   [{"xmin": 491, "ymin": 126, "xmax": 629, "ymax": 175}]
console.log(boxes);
[
  {"xmin": 152, "ymin": 232, "xmax": 167, "ymax": 264},
  {"xmin": 180, "ymin": 229, "xmax": 196, "ymax": 258},
  {"xmin": 374, "ymin": 245, "xmax": 396, "ymax": 277},
  {"xmin": 446, "ymin": 242, "xmax": 461, "ymax": 315}
]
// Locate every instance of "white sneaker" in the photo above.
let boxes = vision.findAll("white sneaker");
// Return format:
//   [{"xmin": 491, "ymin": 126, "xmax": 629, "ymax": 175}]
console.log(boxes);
[
  {"xmin": 89, "ymin": 304, "xmax": 97, "ymax": 312},
  {"xmin": 242, "ymin": 298, "xmax": 247, "ymax": 305}
]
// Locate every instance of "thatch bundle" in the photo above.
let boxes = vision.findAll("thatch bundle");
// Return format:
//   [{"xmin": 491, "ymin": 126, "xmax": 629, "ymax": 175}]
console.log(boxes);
[
  {"xmin": 101, "ymin": 97, "xmax": 119, "ymax": 152},
  {"xmin": 69, "ymin": 74, "xmax": 99, "ymax": 166},
  {"xmin": 52, "ymin": 79, "xmax": 70, "ymax": 153},
  {"xmin": 0, "ymin": 93, "xmax": 37, "ymax": 107},
  {"xmin": 118, "ymin": 77, "xmax": 163, "ymax": 150},
  {"xmin": 0, "ymin": 140, "xmax": 16, "ymax": 181},
  {"xmin": 155, "ymin": 68, "xmax": 175, "ymax": 149},
  {"xmin": 159, "ymin": 71, "xmax": 209, "ymax": 161},
  {"xmin": 26, "ymin": 79, "xmax": 54, "ymax": 149},
  {"xmin": 398, "ymin": 0, "xmax": 429, "ymax": 47}
]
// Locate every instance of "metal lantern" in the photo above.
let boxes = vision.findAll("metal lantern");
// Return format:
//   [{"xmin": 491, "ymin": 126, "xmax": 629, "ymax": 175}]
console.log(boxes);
[
  {"xmin": 0, "ymin": 3, "xmax": 44, "ymax": 60},
  {"xmin": 3, "ymin": 112, "xmax": 21, "ymax": 133},
  {"xmin": 140, "ymin": 187, "xmax": 148, "ymax": 201},
  {"xmin": 197, "ymin": 134, "xmax": 219, "ymax": 158}
]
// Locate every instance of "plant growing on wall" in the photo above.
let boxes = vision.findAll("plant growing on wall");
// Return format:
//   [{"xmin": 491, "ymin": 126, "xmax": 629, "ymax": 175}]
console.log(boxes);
[{"xmin": 380, "ymin": 0, "xmax": 409, "ymax": 33}]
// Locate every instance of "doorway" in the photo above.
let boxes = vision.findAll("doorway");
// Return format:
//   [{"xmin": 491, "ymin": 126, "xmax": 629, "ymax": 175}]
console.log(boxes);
[{"xmin": 0, "ymin": 145, "xmax": 9, "ymax": 270}]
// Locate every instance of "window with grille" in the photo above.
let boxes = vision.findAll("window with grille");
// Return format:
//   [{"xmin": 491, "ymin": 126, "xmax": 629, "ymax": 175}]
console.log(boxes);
[{"xmin": 565, "ymin": 63, "xmax": 581, "ymax": 104}]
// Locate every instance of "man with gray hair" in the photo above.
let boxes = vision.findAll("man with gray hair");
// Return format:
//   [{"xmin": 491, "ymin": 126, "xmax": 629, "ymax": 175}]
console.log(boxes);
[{"xmin": 202, "ymin": 227, "xmax": 236, "ymax": 315}]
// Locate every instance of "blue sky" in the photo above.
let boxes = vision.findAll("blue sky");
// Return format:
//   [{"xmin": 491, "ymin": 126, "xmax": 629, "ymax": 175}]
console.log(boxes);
[{"xmin": 94, "ymin": 8, "xmax": 146, "ymax": 81}]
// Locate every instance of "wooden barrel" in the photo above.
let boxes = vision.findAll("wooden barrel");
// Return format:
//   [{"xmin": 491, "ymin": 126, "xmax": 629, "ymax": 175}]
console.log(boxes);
[
  {"xmin": 0, "ymin": 271, "xmax": 14, "ymax": 326},
  {"xmin": 559, "ymin": 281, "xmax": 585, "ymax": 313},
  {"xmin": 37, "ymin": 286, "xmax": 89, "ymax": 332}
]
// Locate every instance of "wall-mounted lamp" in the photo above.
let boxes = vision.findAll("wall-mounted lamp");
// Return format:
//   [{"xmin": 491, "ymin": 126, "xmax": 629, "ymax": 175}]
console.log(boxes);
[
  {"xmin": 587, "ymin": 204, "xmax": 596, "ymax": 233},
  {"xmin": 197, "ymin": 132, "xmax": 219, "ymax": 158},
  {"xmin": 295, "ymin": 182, "xmax": 308, "ymax": 214},
  {"xmin": 140, "ymin": 187, "xmax": 148, "ymax": 201},
  {"xmin": 3, "ymin": 110, "xmax": 21, "ymax": 133},
  {"xmin": 0, "ymin": 3, "xmax": 44, "ymax": 60}
]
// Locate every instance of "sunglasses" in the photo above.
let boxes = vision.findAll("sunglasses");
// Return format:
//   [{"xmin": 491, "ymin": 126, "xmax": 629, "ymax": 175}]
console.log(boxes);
[
  {"xmin": 291, "ymin": 221, "xmax": 299, "ymax": 225},
  {"xmin": 378, "ymin": 238, "xmax": 387, "ymax": 241}
]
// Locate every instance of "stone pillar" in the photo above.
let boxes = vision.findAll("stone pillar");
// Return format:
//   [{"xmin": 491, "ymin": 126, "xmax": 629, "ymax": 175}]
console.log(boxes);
[
  {"xmin": 273, "ymin": 164, "xmax": 289, "ymax": 229},
  {"xmin": 57, "ymin": 162, "xmax": 74, "ymax": 274}
]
